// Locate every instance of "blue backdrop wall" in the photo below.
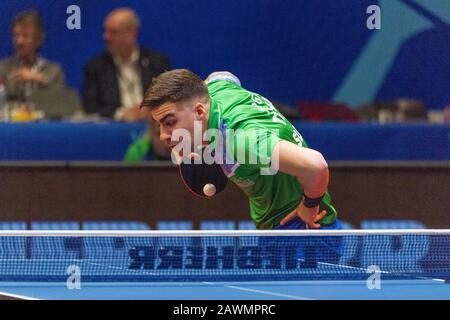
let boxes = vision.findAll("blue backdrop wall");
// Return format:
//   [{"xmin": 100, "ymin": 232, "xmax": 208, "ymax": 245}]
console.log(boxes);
[{"xmin": 0, "ymin": 0, "xmax": 449, "ymax": 109}]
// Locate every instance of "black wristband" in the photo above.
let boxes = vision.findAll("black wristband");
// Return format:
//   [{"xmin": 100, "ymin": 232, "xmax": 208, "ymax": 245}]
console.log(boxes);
[{"xmin": 302, "ymin": 193, "xmax": 324, "ymax": 208}]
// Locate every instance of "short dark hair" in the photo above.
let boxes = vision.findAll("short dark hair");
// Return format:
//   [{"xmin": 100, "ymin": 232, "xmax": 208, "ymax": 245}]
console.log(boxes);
[
  {"xmin": 13, "ymin": 9, "xmax": 46, "ymax": 42},
  {"xmin": 141, "ymin": 69, "xmax": 209, "ymax": 109}
]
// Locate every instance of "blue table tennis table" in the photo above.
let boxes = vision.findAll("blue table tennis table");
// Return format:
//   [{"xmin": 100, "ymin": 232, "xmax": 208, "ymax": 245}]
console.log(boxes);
[
  {"xmin": 0, "ymin": 279, "xmax": 448, "ymax": 300},
  {"xmin": 0, "ymin": 230, "xmax": 448, "ymax": 300}
]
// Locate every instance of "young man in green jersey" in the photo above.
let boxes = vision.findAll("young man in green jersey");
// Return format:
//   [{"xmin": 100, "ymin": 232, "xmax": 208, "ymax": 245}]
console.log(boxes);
[
  {"xmin": 143, "ymin": 69, "xmax": 341, "ymax": 223},
  {"xmin": 141, "ymin": 69, "xmax": 342, "ymax": 262}
]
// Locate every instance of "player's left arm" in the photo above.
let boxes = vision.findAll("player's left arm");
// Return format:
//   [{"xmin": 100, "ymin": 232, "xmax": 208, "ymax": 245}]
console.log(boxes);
[{"xmin": 271, "ymin": 140, "xmax": 329, "ymax": 228}]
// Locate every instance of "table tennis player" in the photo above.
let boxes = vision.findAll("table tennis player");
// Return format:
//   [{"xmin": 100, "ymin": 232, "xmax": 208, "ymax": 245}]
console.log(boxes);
[{"xmin": 141, "ymin": 69, "xmax": 341, "ymax": 235}]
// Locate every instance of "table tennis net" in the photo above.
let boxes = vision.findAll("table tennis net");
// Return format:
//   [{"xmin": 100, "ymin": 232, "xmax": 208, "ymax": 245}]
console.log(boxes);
[{"xmin": 0, "ymin": 230, "xmax": 448, "ymax": 282}]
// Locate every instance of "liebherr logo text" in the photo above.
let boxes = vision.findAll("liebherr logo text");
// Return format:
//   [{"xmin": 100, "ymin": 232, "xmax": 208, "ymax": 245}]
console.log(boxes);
[{"xmin": 129, "ymin": 245, "xmax": 298, "ymax": 270}]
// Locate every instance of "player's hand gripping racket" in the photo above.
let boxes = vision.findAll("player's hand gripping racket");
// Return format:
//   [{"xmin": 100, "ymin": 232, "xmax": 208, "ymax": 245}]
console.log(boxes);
[{"xmin": 179, "ymin": 150, "xmax": 228, "ymax": 198}]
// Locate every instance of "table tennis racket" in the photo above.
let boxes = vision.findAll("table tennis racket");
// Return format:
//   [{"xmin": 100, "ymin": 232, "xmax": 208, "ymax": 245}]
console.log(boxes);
[{"xmin": 179, "ymin": 152, "xmax": 228, "ymax": 198}]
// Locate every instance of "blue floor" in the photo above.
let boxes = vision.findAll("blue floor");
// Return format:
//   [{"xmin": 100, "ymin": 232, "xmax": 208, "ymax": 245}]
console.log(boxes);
[{"xmin": 0, "ymin": 279, "xmax": 448, "ymax": 300}]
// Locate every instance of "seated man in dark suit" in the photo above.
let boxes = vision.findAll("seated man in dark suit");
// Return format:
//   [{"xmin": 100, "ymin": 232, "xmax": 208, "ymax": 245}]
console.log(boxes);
[{"xmin": 83, "ymin": 8, "xmax": 171, "ymax": 121}]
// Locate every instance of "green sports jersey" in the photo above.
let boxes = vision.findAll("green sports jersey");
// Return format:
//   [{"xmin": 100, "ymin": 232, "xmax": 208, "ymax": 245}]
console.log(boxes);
[
  {"xmin": 207, "ymin": 80, "xmax": 337, "ymax": 229},
  {"xmin": 124, "ymin": 135, "xmax": 151, "ymax": 162}
]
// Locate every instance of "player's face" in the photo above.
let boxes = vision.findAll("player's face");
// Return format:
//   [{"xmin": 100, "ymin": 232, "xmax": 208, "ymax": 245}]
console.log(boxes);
[
  {"xmin": 149, "ymin": 117, "xmax": 171, "ymax": 158},
  {"xmin": 151, "ymin": 100, "xmax": 207, "ymax": 155}
]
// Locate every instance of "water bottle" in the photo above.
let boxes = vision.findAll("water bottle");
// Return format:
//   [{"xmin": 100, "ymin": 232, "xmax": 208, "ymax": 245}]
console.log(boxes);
[{"xmin": 0, "ymin": 81, "xmax": 8, "ymax": 121}]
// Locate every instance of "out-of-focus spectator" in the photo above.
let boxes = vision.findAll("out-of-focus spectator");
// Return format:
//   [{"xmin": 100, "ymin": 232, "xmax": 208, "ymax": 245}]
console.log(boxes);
[
  {"xmin": 444, "ymin": 105, "xmax": 450, "ymax": 123},
  {"xmin": 0, "ymin": 9, "xmax": 65, "ymax": 102},
  {"xmin": 124, "ymin": 115, "xmax": 171, "ymax": 162},
  {"xmin": 83, "ymin": 7, "xmax": 171, "ymax": 121},
  {"xmin": 395, "ymin": 98, "xmax": 427, "ymax": 122},
  {"xmin": 357, "ymin": 99, "xmax": 428, "ymax": 123}
]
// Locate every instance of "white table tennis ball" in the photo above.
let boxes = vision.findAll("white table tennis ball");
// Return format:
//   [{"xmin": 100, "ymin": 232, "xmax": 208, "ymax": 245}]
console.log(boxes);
[{"xmin": 203, "ymin": 183, "xmax": 216, "ymax": 197}]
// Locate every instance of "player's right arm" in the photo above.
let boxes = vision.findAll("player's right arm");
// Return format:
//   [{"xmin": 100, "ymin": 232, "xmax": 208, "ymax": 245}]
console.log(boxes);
[{"xmin": 271, "ymin": 140, "xmax": 329, "ymax": 228}]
